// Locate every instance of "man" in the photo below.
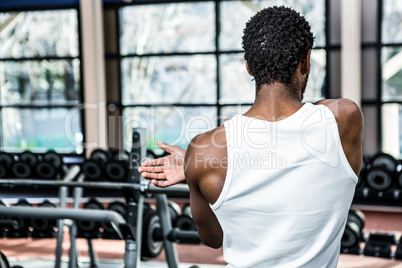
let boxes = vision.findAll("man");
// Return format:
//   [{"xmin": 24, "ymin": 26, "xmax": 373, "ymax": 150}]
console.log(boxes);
[{"xmin": 139, "ymin": 6, "xmax": 363, "ymax": 267}]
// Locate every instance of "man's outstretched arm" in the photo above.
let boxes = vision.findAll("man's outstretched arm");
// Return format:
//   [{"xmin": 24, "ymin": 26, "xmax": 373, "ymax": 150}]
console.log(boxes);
[
  {"xmin": 140, "ymin": 120, "xmax": 230, "ymax": 188},
  {"xmin": 184, "ymin": 133, "xmax": 223, "ymax": 249}
]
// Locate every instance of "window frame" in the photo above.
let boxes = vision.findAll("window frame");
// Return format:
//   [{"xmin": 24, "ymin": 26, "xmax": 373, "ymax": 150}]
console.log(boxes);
[
  {"xmin": 104, "ymin": 0, "xmax": 330, "ymax": 152},
  {"xmin": 361, "ymin": 0, "xmax": 402, "ymax": 154},
  {"xmin": 0, "ymin": 4, "xmax": 86, "ymax": 155}
]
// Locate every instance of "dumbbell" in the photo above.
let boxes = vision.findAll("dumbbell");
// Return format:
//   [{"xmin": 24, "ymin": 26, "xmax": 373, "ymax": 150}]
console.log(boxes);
[
  {"xmin": 30, "ymin": 200, "xmax": 57, "ymax": 237},
  {"xmin": 111, "ymin": 150, "xmax": 130, "ymax": 161},
  {"xmin": 371, "ymin": 153, "xmax": 398, "ymax": 172},
  {"xmin": 174, "ymin": 215, "xmax": 197, "ymax": 231},
  {"xmin": 82, "ymin": 149, "xmax": 111, "ymax": 181},
  {"xmin": 167, "ymin": 201, "xmax": 181, "ymax": 225},
  {"xmin": 141, "ymin": 207, "xmax": 163, "ymax": 260},
  {"xmin": 104, "ymin": 152, "xmax": 130, "ymax": 182},
  {"xmin": 102, "ymin": 201, "xmax": 127, "ymax": 234},
  {"xmin": 341, "ymin": 209, "xmax": 365, "ymax": 250},
  {"xmin": 364, "ymin": 232, "xmax": 396, "ymax": 258},
  {"xmin": 35, "ymin": 151, "xmax": 63, "ymax": 180},
  {"xmin": 0, "ymin": 201, "xmax": 18, "ymax": 235},
  {"xmin": 365, "ymin": 153, "xmax": 398, "ymax": 191},
  {"xmin": 9, "ymin": 199, "xmax": 32, "ymax": 237},
  {"xmin": 174, "ymin": 203, "xmax": 196, "ymax": 231},
  {"xmin": 365, "ymin": 167, "xmax": 394, "ymax": 192},
  {"xmin": 76, "ymin": 199, "xmax": 104, "ymax": 234},
  {"xmin": 0, "ymin": 153, "xmax": 13, "ymax": 178},
  {"xmin": 10, "ymin": 151, "xmax": 38, "ymax": 178},
  {"xmin": 152, "ymin": 202, "xmax": 200, "ymax": 245}
]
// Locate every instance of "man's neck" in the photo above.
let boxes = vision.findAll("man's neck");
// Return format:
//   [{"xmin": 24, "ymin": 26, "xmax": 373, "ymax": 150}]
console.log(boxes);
[{"xmin": 244, "ymin": 83, "xmax": 303, "ymax": 122}]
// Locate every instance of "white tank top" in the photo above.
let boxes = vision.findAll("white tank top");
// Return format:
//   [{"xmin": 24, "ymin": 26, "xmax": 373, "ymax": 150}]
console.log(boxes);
[{"xmin": 210, "ymin": 103, "xmax": 357, "ymax": 268}]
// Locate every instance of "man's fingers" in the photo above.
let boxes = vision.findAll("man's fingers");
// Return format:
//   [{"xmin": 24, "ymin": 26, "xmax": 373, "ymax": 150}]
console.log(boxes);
[
  {"xmin": 141, "ymin": 172, "xmax": 166, "ymax": 180},
  {"xmin": 157, "ymin": 141, "xmax": 175, "ymax": 154},
  {"xmin": 223, "ymin": 118, "xmax": 230, "ymax": 122},
  {"xmin": 151, "ymin": 179, "xmax": 170, "ymax": 188},
  {"xmin": 141, "ymin": 157, "xmax": 164, "ymax": 167},
  {"xmin": 138, "ymin": 166, "xmax": 164, "ymax": 173}
]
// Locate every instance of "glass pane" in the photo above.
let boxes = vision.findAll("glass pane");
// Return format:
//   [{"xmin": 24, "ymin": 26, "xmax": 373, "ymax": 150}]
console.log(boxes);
[
  {"xmin": 122, "ymin": 55, "xmax": 216, "ymax": 105},
  {"xmin": 381, "ymin": 104, "xmax": 402, "ymax": 159},
  {"xmin": 220, "ymin": 0, "xmax": 325, "ymax": 51},
  {"xmin": 219, "ymin": 49, "xmax": 325, "ymax": 103},
  {"xmin": 123, "ymin": 106, "xmax": 217, "ymax": 153},
  {"xmin": 0, "ymin": 59, "xmax": 81, "ymax": 105},
  {"xmin": 304, "ymin": 49, "xmax": 326, "ymax": 102},
  {"xmin": 220, "ymin": 105, "xmax": 252, "ymax": 124},
  {"xmin": 0, "ymin": 10, "xmax": 79, "ymax": 58},
  {"xmin": 219, "ymin": 53, "xmax": 255, "ymax": 104},
  {"xmin": 382, "ymin": 46, "xmax": 402, "ymax": 101},
  {"xmin": 382, "ymin": 0, "xmax": 402, "ymax": 43},
  {"xmin": 0, "ymin": 108, "xmax": 82, "ymax": 154},
  {"xmin": 120, "ymin": 2, "xmax": 215, "ymax": 55}
]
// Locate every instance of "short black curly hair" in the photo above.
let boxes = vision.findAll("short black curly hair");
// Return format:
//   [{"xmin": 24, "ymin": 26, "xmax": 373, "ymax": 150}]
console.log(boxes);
[{"xmin": 242, "ymin": 6, "xmax": 314, "ymax": 91}]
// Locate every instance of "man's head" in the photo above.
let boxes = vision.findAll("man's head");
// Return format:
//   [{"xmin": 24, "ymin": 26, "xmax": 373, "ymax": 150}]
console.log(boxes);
[{"xmin": 242, "ymin": 6, "xmax": 314, "ymax": 95}]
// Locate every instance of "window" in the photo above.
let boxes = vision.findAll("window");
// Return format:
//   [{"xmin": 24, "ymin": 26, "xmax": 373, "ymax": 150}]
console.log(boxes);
[
  {"xmin": 361, "ymin": 0, "xmax": 402, "ymax": 158},
  {"xmin": 0, "ymin": 8, "xmax": 83, "ymax": 154},
  {"xmin": 106, "ymin": 0, "xmax": 327, "ymax": 153},
  {"xmin": 381, "ymin": 0, "xmax": 402, "ymax": 158}
]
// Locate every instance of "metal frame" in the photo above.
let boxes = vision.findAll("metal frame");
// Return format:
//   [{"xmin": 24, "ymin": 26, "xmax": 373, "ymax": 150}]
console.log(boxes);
[
  {"xmin": 0, "ymin": 127, "xmax": 185, "ymax": 267},
  {"xmin": 0, "ymin": 176, "xmax": 188, "ymax": 268},
  {"xmin": 103, "ymin": 0, "xmax": 331, "ymax": 149},
  {"xmin": 0, "ymin": 5, "xmax": 86, "ymax": 156}
]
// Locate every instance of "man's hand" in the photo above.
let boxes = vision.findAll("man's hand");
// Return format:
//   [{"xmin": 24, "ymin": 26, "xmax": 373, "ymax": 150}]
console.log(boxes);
[{"xmin": 138, "ymin": 141, "xmax": 186, "ymax": 187}]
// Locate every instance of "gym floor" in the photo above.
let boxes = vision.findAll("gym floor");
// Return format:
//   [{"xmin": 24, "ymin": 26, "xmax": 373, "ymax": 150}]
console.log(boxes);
[{"xmin": 1, "ymin": 208, "xmax": 402, "ymax": 268}]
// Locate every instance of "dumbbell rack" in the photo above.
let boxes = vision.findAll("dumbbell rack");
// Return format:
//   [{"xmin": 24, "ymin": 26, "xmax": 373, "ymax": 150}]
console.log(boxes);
[
  {"xmin": 353, "ymin": 153, "xmax": 402, "ymax": 208},
  {"xmin": 0, "ymin": 170, "xmax": 196, "ymax": 267},
  {"xmin": 0, "ymin": 128, "xmax": 197, "ymax": 268}
]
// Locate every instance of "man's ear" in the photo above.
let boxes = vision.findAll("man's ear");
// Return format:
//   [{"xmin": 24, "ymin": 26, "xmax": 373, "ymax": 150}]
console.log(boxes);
[
  {"xmin": 301, "ymin": 49, "xmax": 311, "ymax": 75},
  {"xmin": 245, "ymin": 60, "xmax": 253, "ymax": 76}
]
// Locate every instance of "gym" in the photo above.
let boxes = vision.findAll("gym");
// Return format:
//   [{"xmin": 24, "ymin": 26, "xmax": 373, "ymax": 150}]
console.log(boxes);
[{"xmin": 0, "ymin": 0, "xmax": 401, "ymax": 267}]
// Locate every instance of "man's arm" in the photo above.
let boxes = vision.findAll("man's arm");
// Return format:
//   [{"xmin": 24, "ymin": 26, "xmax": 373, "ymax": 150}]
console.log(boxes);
[
  {"xmin": 315, "ymin": 98, "xmax": 364, "ymax": 175},
  {"xmin": 184, "ymin": 132, "xmax": 224, "ymax": 249},
  {"xmin": 140, "ymin": 120, "xmax": 230, "ymax": 187}
]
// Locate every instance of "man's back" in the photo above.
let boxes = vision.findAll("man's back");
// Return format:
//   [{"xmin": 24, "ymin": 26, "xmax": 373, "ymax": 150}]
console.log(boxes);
[
  {"xmin": 209, "ymin": 103, "xmax": 357, "ymax": 267},
  {"xmin": 184, "ymin": 99, "xmax": 363, "ymax": 266}
]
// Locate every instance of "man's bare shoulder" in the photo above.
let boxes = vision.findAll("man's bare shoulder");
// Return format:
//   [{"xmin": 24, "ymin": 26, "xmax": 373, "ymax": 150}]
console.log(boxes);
[
  {"xmin": 185, "ymin": 125, "xmax": 227, "ymax": 180},
  {"xmin": 190, "ymin": 125, "xmax": 226, "ymax": 151},
  {"xmin": 315, "ymin": 98, "xmax": 363, "ymax": 126},
  {"xmin": 315, "ymin": 98, "xmax": 364, "ymax": 175}
]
